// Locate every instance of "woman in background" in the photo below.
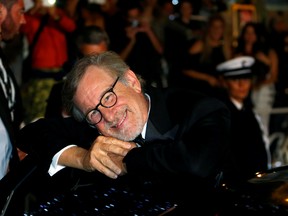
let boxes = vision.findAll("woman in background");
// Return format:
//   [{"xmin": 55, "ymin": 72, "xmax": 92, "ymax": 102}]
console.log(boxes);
[
  {"xmin": 181, "ymin": 13, "xmax": 232, "ymax": 96},
  {"xmin": 233, "ymin": 22, "xmax": 278, "ymax": 136}
]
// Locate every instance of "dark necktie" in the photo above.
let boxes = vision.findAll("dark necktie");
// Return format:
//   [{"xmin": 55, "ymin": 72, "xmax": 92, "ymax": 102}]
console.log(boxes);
[{"xmin": 134, "ymin": 134, "xmax": 145, "ymax": 147}]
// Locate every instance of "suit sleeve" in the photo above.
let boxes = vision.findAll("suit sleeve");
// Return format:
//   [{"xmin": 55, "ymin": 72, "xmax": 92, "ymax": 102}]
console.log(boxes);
[{"xmin": 16, "ymin": 117, "xmax": 97, "ymax": 167}]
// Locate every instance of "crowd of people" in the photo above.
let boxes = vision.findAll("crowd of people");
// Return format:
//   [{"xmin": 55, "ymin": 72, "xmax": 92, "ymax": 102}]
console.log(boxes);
[
  {"xmin": 3, "ymin": 0, "xmax": 287, "ymax": 126},
  {"xmin": 0, "ymin": 0, "xmax": 288, "ymax": 215}
]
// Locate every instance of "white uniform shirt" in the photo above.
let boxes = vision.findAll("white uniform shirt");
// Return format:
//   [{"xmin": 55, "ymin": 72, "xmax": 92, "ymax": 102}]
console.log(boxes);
[
  {"xmin": 0, "ymin": 58, "xmax": 15, "ymax": 180},
  {"xmin": 0, "ymin": 118, "xmax": 12, "ymax": 179}
]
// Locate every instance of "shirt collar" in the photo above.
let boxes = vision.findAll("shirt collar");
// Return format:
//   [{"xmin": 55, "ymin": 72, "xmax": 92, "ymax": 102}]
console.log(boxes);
[
  {"xmin": 230, "ymin": 97, "xmax": 244, "ymax": 110},
  {"xmin": 141, "ymin": 93, "xmax": 151, "ymax": 139}
]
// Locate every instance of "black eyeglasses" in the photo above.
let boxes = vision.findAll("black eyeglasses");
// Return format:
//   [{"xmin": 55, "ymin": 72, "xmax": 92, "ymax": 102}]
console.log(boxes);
[{"xmin": 85, "ymin": 77, "xmax": 119, "ymax": 125}]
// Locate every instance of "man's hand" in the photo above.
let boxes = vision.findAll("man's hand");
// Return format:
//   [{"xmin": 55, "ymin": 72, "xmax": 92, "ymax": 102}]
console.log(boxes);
[
  {"xmin": 59, "ymin": 136, "xmax": 136, "ymax": 179},
  {"xmin": 83, "ymin": 136, "xmax": 134, "ymax": 178},
  {"xmin": 107, "ymin": 152, "xmax": 128, "ymax": 176}
]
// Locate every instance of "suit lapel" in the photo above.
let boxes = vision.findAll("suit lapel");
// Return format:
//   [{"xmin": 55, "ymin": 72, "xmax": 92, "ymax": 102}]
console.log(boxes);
[{"xmin": 145, "ymin": 88, "xmax": 178, "ymax": 141}]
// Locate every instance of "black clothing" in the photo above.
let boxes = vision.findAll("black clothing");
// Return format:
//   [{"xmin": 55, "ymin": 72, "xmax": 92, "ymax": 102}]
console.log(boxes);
[
  {"xmin": 218, "ymin": 95, "xmax": 269, "ymax": 182},
  {"xmin": 125, "ymin": 32, "xmax": 163, "ymax": 87},
  {"xmin": 44, "ymin": 81, "xmax": 64, "ymax": 119},
  {"xmin": 181, "ymin": 45, "xmax": 226, "ymax": 95},
  {"xmin": 3, "ymin": 86, "xmax": 233, "ymax": 215},
  {"xmin": 0, "ymin": 48, "xmax": 23, "ymax": 173}
]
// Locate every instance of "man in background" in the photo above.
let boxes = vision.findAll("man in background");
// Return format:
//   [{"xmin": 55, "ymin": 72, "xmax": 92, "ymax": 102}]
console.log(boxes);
[
  {"xmin": 0, "ymin": 0, "xmax": 26, "ymax": 180},
  {"xmin": 45, "ymin": 25, "xmax": 110, "ymax": 118}
]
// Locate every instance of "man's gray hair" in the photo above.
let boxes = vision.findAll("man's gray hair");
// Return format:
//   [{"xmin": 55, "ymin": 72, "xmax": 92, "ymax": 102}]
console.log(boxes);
[
  {"xmin": 62, "ymin": 51, "xmax": 145, "ymax": 122},
  {"xmin": 75, "ymin": 25, "xmax": 110, "ymax": 50}
]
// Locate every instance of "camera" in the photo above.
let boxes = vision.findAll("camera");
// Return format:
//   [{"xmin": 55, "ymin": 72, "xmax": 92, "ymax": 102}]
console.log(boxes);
[
  {"xmin": 42, "ymin": 0, "xmax": 56, "ymax": 7},
  {"xmin": 130, "ymin": 19, "xmax": 139, "ymax": 28}
]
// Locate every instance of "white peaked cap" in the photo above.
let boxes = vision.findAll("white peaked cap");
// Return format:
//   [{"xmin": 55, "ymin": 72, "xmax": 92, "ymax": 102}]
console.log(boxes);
[{"xmin": 216, "ymin": 56, "xmax": 255, "ymax": 78}]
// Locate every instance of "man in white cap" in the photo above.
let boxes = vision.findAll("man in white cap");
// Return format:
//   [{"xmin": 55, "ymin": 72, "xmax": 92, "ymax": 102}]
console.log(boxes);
[{"xmin": 216, "ymin": 56, "xmax": 271, "ymax": 182}]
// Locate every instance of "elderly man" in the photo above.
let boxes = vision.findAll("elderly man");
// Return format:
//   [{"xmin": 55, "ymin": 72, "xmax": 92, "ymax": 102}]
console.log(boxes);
[{"xmin": 10, "ymin": 51, "xmax": 233, "ymax": 215}]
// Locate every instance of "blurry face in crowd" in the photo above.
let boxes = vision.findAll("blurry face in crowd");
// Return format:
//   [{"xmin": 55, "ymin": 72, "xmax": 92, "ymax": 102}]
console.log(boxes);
[
  {"xmin": 127, "ymin": 7, "xmax": 141, "ymax": 26},
  {"xmin": 80, "ymin": 41, "xmax": 109, "ymax": 56},
  {"xmin": 127, "ymin": 8, "xmax": 140, "ymax": 20},
  {"xmin": 0, "ymin": 3, "xmax": 8, "ymax": 40},
  {"xmin": 162, "ymin": 2, "xmax": 174, "ymax": 16},
  {"xmin": 180, "ymin": 1, "xmax": 193, "ymax": 18},
  {"xmin": 209, "ymin": 19, "xmax": 225, "ymax": 41},
  {"xmin": 223, "ymin": 78, "xmax": 252, "ymax": 103},
  {"xmin": 243, "ymin": 26, "xmax": 257, "ymax": 44},
  {"xmin": 1, "ymin": 0, "xmax": 26, "ymax": 42},
  {"xmin": 74, "ymin": 69, "xmax": 148, "ymax": 141}
]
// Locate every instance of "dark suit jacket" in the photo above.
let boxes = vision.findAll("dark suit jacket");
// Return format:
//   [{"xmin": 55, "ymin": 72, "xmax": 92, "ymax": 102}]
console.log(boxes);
[
  {"xmin": 218, "ymin": 95, "xmax": 269, "ymax": 181},
  {"xmin": 0, "ymin": 48, "xmax": 23, "ymax": 171},
  {"xmin": 14, "ymin": 86, "xmax": 232, "ymax": 214}
]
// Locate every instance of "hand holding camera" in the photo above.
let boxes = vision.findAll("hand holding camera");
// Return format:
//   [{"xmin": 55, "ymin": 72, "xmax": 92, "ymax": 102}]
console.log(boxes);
[{"xmin": 42, "ymin": 0, "xmax": 56, "ymax": 7}]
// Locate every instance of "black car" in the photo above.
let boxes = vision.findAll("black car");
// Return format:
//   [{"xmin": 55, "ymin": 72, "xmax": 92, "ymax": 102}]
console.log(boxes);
[{"xmin": 1, "ymin": 156, "xmax": 288, "ymax": 216}]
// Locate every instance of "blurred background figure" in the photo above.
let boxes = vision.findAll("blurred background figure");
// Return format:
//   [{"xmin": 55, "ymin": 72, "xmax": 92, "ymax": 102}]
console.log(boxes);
[
  {"xmin": 45, "ymin": 25, "xmax": 110, "ymax": 119},
  {"xmin": 269, "ymin": 14, "xmax": 288, "ymax": 107},
  {"xmin": 180, "ymin": 13, "xmax": 232, "ymax": 96},
  {"xmin": 113, "ymin": 1, "xmax": 164, "ymax": 88},
  {"xmin": 65, "ymin": 0, "xmax": 106, "ymax": 29},
  {"xmin": 233, "ymin": 22, "xmax": 279, "ymax": 137},
  {"xmin": 74, "ymin": 25, "xmax": 110, "ymax": 57},
  {"xmin": 164, "ymin": 0, "xmax": 204, "ymax": 87},
  {"xmin": 173, "ymin": 0, "xmax": 203, "ymax": 43},
  {"xmin": 0, "ymin": 0, "xmax": 26, "ymax": 180},
  {"xmin": 216, "ymin": 56, "xmax": 271, "ymax": 182},
  {"xmin": 274, "ymin": 31, "xmax": 288, "ymax": 106},
  {"xmin": 20, "ymin": 0, "xmax": 76, "ymax": 123},
  {"xmin": 264, "ymin": 20, "xmax": 288, "ymax": 163}
]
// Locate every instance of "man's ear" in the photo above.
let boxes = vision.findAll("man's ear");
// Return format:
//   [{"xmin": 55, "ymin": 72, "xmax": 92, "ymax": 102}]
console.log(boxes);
[{"xmin": 125, "ymin": 70, "xmax": 142, "ymax": 93}]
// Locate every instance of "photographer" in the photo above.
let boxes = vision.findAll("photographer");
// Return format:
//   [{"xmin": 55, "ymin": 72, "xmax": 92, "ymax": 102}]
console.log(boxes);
[
  {"xmin": 115, "ymin": 1, "xmax": 164, "ymax": 88},
  {"xmin": 20, "ymin": 0, "xmax": 76, "ymax": 123}
]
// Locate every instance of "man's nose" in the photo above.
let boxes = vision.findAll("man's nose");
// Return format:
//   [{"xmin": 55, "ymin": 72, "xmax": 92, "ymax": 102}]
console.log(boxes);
[{"xmin": 98, "ymin": 106, "xmax": 116, "ymax": 122}]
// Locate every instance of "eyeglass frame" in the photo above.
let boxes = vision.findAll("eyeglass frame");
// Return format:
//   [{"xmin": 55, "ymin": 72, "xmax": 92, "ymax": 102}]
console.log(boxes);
[{"xmin": 85, "ymin": 76, "xmax": 119, "ymax": 126}]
